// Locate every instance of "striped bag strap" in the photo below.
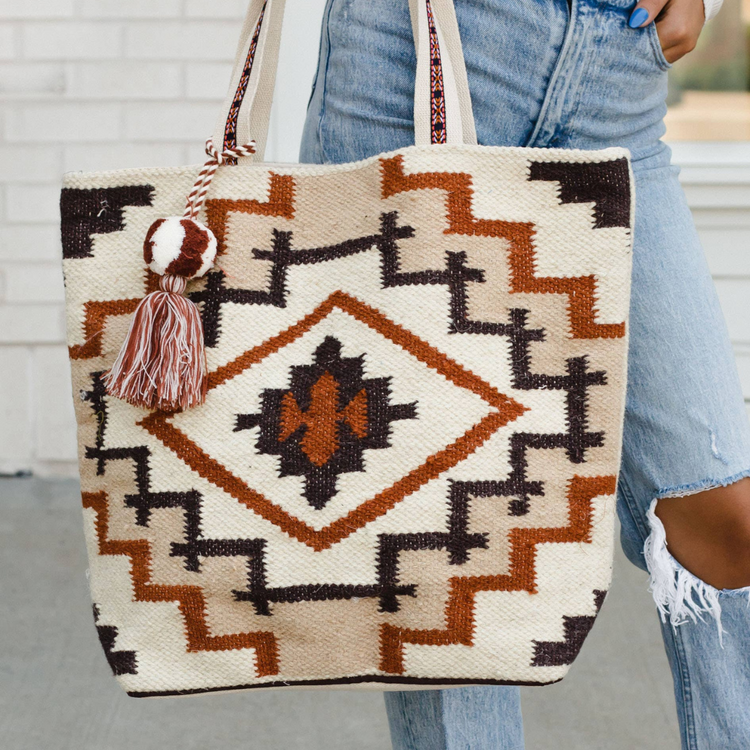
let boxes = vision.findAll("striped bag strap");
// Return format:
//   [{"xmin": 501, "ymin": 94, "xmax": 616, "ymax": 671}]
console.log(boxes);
[
  {"xmin": 409, "ymin": 0, "xmax": 477, "ymax": 146},
  {"xmin": 211, "ymin": 0, "xmax": 477, "ymax": 163}
]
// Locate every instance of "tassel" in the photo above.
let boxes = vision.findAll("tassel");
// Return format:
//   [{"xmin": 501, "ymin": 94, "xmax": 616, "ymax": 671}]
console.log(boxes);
[
  {"xmin": 103, "ymin": 216, "xmax": 218, "ymax": 411},
  {"xmin": 104, "ymin": 139, "xmax": 256, "ymax": 412}
]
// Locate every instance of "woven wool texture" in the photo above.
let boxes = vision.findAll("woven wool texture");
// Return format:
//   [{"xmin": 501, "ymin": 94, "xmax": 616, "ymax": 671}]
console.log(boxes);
[{"xmin": 61, "ymin": 143, "xmax": 633, "ymax": 696}]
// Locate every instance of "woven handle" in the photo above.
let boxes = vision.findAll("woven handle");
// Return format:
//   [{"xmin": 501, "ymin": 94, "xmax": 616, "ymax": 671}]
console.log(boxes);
[{"xmin": 211, "ymin": 0, "xmax": 477, "ymax": 162}]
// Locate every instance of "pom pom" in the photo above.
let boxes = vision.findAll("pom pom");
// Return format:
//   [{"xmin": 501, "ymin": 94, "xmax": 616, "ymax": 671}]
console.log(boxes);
[
  {"xmin": 143, "ymin": 217, "xmax": 217, "ymax": 279},
  {"xmin": 103, "ymin": 216, "xmax": 216, "ymax": 412}
]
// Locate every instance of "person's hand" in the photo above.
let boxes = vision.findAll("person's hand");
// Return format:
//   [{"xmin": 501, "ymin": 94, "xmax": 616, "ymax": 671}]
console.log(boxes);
[{"xmin": 628, "ymin": 0, "xmax": 705, "ymax": 63}]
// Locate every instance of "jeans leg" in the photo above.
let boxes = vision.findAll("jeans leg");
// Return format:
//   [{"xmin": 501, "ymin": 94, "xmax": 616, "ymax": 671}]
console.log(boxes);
[
  {"xmin": 299, "ymin": 1, "xmax": 750, "ymax": 747},
  {"xmin": 614, "ymin": 147, "xmax": 750, "ymax": 749},
  {"xmin": 589, "ymin": 78, "xmax": 750, "ymax": 743},
  {"xmin": 384, "ymin": 687, "xmax": 525, "ymax": 750},
  {"xmin": 657, "ymin": 590, "xmax": 750, "ymax": 750}
]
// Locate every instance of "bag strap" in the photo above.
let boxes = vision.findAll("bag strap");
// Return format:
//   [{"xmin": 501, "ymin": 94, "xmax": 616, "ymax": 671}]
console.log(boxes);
[
  {"xmin": 211, "ymin": 0, "xmax": 284, "ymax": 162},
  {"xmin": 211, "ymin": 0, "xmax": 477, "ymax": 162},
  {"xmin": 408, "ymin": 0, "xmax": 477, "ymax": 147}
]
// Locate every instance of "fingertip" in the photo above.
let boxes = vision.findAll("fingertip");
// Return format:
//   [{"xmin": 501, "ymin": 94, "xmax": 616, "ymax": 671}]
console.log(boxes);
[{"xmin": 628, "ymin": 6, "xmax": 650, "ymax": 27}]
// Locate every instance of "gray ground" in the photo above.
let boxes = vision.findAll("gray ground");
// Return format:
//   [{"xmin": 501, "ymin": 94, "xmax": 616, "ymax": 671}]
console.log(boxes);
[{"xmin": 1, "ymin": 477, "xmax": 680, "ymax": 750}]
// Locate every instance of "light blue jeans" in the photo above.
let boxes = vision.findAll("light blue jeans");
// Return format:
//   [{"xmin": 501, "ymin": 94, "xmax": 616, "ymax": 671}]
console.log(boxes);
[{"xmin": 299, "ymin": 0, "xmax": 750, "ymax": 747}]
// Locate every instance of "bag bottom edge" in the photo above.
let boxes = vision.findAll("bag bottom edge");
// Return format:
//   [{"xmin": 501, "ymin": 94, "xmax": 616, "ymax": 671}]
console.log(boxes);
[{"xmin": 127, "ymin": 674, "xmax": 564, "ymax": 698}]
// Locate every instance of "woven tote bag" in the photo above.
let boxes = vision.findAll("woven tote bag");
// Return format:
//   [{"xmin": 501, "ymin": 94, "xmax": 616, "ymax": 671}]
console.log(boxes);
[{"xmin": 61, "ymin": 0, "xmax": 634, "ymax": 697}]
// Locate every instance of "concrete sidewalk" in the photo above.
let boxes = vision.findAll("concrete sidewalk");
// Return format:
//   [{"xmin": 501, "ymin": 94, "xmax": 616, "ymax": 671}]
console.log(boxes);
[{"xmin": 0, "ymin": 477, "xmax": 680, "ymax": 750}]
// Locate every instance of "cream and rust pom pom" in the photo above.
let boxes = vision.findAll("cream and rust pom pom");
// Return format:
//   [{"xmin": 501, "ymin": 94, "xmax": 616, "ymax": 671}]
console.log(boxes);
[{"xmin": 143, "ymin": 216, "xmax": 217, "ymax": 279}]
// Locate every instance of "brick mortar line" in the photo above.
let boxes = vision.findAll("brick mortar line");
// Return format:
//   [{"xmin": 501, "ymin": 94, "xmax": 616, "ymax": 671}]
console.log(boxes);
[{"xmin": 0, "ymin": 259, "xmax": 61, "ymax": 268}]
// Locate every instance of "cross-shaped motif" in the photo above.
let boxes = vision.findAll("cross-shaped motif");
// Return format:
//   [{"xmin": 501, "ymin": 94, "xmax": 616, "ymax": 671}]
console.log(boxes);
[{"xmin": 235, "ymin": 336, "xmax": 417, "ymax": 510}]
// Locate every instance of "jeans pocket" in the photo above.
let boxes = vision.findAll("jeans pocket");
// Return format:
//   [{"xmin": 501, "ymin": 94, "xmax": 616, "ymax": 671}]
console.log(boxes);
[{"xmin": 647, "ymin": 22, "xmax": 672, "ymax": 71}]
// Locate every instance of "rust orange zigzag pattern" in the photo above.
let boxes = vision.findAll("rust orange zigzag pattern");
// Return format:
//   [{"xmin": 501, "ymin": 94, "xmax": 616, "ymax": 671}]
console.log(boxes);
[
  {"xmin": 380, "ymin": 155, "xmax": 626, "ymax": 340},
  {"xmin": 81, "ymin": 491, "xmax": 280, "ymax": 676},
  {"xmin": 378, "ymin": 474, "xmax": 616, "ymax": 674},
  {"xmin": 205, "ymin": 172, "xmax": 295, "ymax": 255}
]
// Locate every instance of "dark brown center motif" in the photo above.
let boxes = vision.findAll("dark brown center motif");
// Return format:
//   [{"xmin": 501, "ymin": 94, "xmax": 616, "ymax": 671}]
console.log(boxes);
[{"xmin": 235, "ymin": 337, "xmax": 417, "ymax": 510}]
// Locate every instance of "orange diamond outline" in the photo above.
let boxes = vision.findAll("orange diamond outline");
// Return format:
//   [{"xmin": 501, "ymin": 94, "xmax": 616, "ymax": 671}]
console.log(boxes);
[{"xmin": 139, "ymin": 291, "xmax": 527, "ymax": 551}]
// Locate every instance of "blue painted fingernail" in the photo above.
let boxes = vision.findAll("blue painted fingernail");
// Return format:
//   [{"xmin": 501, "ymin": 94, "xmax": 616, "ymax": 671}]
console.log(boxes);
[{"xmin": 628, "ymin": 7, "xmax": 649, "ymax": 27}]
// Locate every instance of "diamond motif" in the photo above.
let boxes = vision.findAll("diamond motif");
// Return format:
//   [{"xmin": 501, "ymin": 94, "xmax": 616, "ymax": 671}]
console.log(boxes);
[{"xmin": 140, "ymin": 291, "xmax": 527, "ymax": 551}]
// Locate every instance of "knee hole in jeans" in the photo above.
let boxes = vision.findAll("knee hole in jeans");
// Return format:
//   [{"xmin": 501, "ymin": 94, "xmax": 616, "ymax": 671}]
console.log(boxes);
[{"xmin": 643, "ymin": 477, "xmax": 750, "ymax": 642}]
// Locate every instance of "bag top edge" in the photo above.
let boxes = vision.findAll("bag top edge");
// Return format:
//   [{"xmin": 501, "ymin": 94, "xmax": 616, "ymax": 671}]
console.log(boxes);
[{"xmin": 61, "ymin": 143, "xmax": 632, "ymax": 187}]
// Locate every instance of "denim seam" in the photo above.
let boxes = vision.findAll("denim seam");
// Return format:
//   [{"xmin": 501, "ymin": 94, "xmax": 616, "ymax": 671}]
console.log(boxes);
[
  {"xmin": 437, "ymin": 691, "xmax": 450, "ymax": 750},
  {"xmin": 552, "ymin": 5, "xmax": 602, "ymax": 147},
  {"xmin": 305, "ymin": 0, "xmax": 330, "ymax": 110},
  {"xmin": 315, "ymin": 0, "xmax": 337, "ymax": 164},
  {"xmin": 617, "ymin": 471, "xmax": 652, "ymax": 543},
  {"xmin": 629, "ymin": 152, "xmax": 680, "ymax": 176},
  {"xmin": 671, "ymin": 624, "xmax": 700, "ymax": 750}
]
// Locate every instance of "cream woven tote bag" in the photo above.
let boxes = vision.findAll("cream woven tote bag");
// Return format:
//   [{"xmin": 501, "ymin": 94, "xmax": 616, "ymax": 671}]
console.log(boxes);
[{"xmin": 61, "ymin": 0, "xmax": 634, "ymax": 697}]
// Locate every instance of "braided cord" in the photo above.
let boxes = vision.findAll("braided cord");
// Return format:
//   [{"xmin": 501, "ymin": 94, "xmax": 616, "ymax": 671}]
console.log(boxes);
[{"xmin": 184, "ymin": 139, "xmax": 257, "ymax": 220}]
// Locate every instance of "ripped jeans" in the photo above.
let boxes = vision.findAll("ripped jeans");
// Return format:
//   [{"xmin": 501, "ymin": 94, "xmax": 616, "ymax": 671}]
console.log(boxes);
[{"xmin": 299, "ymin": 0, "xmax": 750, "ymax": 747}]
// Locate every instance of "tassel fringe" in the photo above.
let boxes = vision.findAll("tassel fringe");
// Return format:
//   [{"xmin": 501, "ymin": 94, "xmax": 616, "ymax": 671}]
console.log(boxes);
[{"xmin": 103, "ymin": 275, "xmax": 207, "ymax": 411}]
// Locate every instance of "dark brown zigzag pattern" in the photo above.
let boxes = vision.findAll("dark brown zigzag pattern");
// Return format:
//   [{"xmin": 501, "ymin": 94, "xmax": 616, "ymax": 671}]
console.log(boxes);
[
  {"xmin": 379, "ymin": 474, "xmax": 616, "ymax": 674},
  {"xmin": 192, "ymin": 207, "xmax": 411, "ymax": 349},
  {"xmin": 92, "ymin": 605, "xmax": 138, "ymax": 676},
  {"xmin": 531, "ymin": 589, "xmax": 607, "ymax": 667},
  {"xmin": 528, "ymin": 159, "xmax": 630, "ymax": 229},
  {"xmin": 380, "ymin": 155, "xmax": 626, "ymax": 340},
  {"xmin": 60, "ymin": 185, "xmax": 154, "ymax": 260},
  {"xmin": 81, "ymin": 491, "xmax": 280, "ymax": 676},
  {"xmin": 69, "ymin": 175, "xmax": 294, "ymax": 361}
]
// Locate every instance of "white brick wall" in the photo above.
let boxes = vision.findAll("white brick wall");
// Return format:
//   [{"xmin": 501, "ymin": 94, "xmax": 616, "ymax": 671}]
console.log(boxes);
[
  {"xmin": 0, "ymin": 2, "xmax": 748, "ymax": 478},
  {"xmin": 0, "ymin": 0, "xmax": 325, "ymax": 477}
]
